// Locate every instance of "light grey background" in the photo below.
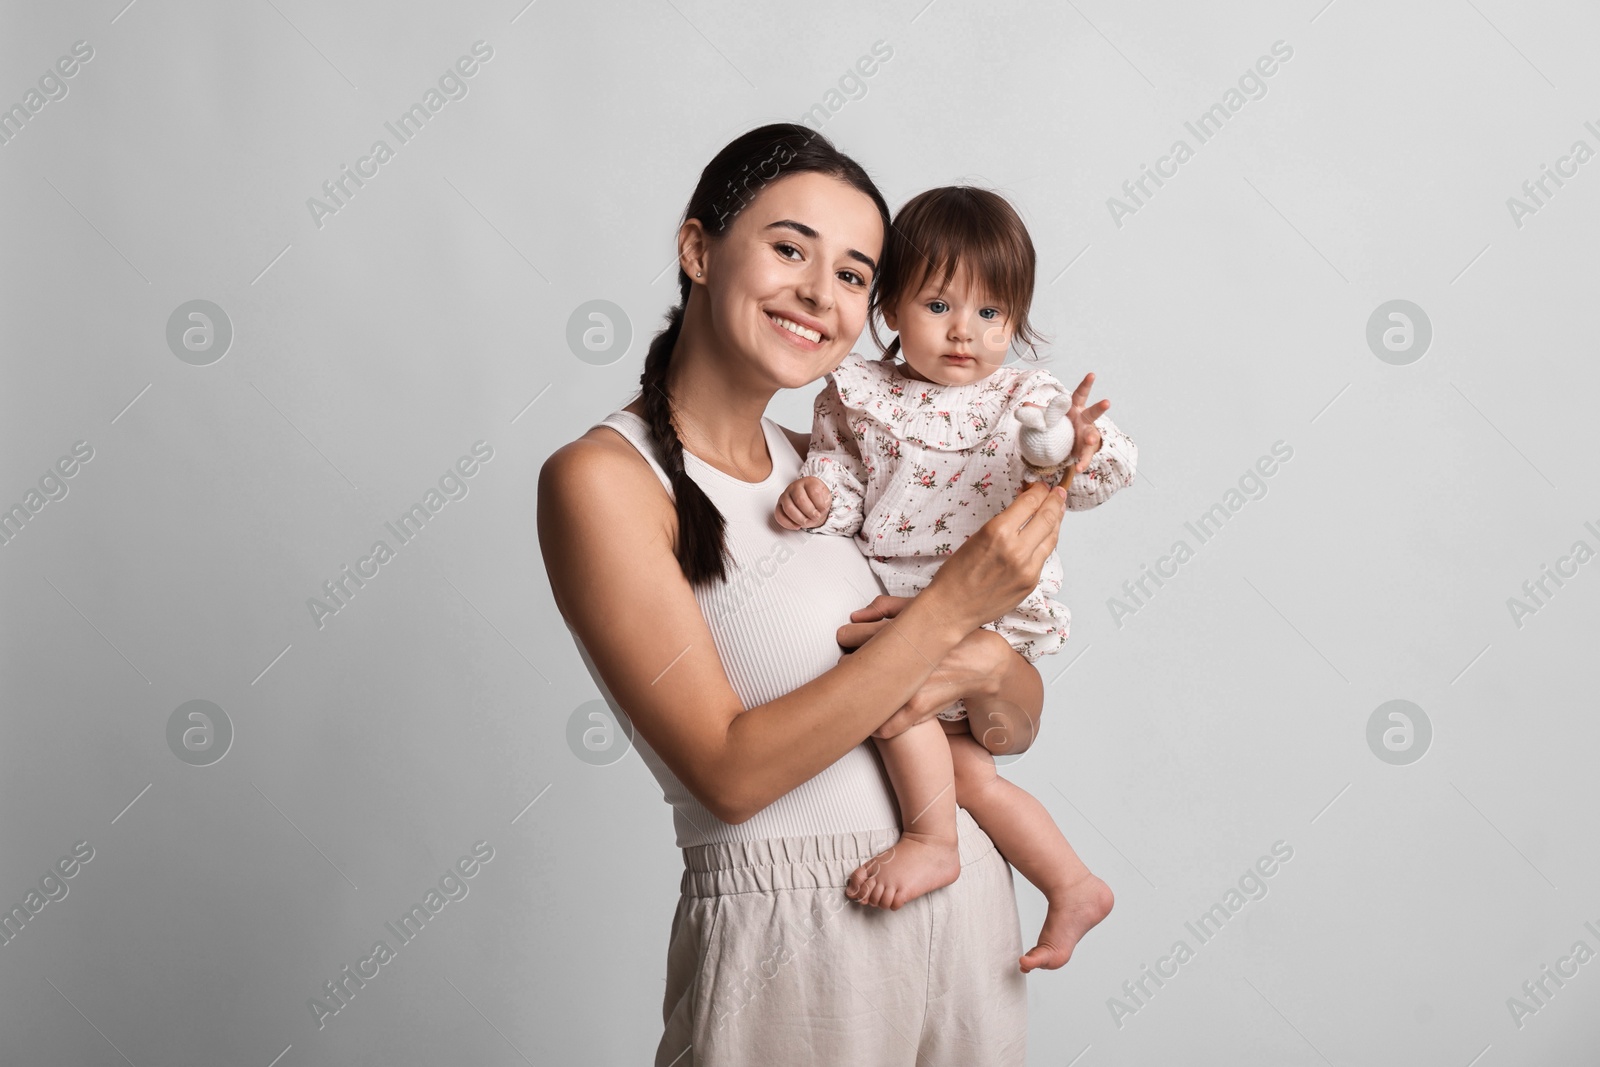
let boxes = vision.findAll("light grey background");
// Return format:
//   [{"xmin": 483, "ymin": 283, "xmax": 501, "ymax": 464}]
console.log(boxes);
[{"xmin": 3, "ymin": 0, "xmax": 1596, "ymax": 1063}]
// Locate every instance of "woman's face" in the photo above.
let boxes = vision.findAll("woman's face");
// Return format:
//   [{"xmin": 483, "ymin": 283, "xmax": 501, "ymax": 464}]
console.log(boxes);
[{"xmin": 698, "ymin": 171, "xmax": 885, "ymax": 391}]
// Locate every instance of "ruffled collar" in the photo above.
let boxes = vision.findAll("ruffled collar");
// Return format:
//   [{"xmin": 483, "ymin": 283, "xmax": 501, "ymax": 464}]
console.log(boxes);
[{"xmin": 828, "ymin": 351, "xmax": 1018, "ymax": 451}]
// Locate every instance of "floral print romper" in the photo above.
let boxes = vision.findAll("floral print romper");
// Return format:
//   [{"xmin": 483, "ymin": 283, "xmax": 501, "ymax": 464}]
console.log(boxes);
[{"xmin": 798, "ymin": 351, "xmax": 1138, "ymax": 720}]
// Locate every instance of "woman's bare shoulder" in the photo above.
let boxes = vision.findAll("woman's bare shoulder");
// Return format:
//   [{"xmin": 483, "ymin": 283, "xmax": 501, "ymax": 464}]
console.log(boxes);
[
  {"xmin": 539, "ymin": 423, "xmax": 674, "ymax": 552},
  {"xmin": 545, "ymin": 421, "xmax": 661, "ymax": 489}
]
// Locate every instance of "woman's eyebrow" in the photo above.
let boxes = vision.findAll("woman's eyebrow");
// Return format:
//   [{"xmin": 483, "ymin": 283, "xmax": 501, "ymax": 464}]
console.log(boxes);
[{"xmin": 764, "ymin": 219, "xmax": 878, "ymax": 274}]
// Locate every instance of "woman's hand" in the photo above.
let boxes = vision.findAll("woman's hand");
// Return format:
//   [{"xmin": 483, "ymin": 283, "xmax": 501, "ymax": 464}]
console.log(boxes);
[
  {"xmin": 838, "ymin": 596, "xmax": 1017, "ymax": 739},
  {"xmin": 916, "ymin": 480, "xmax": 1068, "ymax": 632}
]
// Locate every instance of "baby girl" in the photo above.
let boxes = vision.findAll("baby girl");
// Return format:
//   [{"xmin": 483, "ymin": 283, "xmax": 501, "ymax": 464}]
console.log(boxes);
[{"xmin": 773, "ymin": 186, "xmax": 1137, "ymax": 971}]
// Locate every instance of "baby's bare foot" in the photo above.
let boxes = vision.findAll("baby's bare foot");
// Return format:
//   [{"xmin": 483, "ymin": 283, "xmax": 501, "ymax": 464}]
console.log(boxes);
[
  {"xmin": 845, "ymin": 832, "xmax": 961, "ymax": 911},
  {"xmin": 1019, "ymin": 872, "xmax": 1114, "ymax": 972}
]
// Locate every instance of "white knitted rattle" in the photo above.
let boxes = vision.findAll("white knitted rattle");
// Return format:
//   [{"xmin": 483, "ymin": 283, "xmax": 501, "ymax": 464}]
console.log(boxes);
[{"xmin": 1015, "ymin": 392, "xmax": 1077, "ymax": 483}]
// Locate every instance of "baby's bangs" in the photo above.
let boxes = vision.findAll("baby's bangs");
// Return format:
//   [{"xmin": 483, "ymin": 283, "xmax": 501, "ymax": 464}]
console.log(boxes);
[{"xmin": 889, "ymin": 195, "xmax": 1033, "ymax": 320}]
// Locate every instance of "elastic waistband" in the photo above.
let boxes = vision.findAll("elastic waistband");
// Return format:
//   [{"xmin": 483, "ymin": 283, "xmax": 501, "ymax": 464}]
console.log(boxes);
[{"xmin": 680, "ymin": 808, "xmax": 996, "ymax": 897}]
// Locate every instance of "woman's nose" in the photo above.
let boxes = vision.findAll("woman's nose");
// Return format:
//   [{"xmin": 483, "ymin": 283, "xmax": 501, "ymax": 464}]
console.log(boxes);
[{"xmin": 795, "ymin": 261, "xmax": 830, "ymax": 308}]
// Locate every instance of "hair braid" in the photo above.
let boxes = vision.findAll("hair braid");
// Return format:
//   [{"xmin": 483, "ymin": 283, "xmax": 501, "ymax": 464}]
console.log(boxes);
[{"xmin": 638, "ymin": 301, "xmax": 731, "ymax": 585}]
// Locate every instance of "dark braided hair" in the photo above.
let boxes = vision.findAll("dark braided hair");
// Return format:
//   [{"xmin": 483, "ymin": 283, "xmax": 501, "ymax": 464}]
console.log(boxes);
[{"xmin": 639, "ymin": 123, "xmax": 892, "ymax": 586}]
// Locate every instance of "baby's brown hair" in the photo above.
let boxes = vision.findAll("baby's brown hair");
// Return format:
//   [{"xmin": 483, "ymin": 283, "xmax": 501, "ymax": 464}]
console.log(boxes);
[{"xmin": 872, "ymin": 185, "xmax": 1046, "ymax": 362}]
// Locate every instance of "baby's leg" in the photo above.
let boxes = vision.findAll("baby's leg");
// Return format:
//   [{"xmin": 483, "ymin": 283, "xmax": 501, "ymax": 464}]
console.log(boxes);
[
  {"xmin": 846, "ymin": 718, "xmax": 962, "ymax": 911},
  {"xmin": 949, "ymin": 733, "xmax": 1114, "ymax": 972}
]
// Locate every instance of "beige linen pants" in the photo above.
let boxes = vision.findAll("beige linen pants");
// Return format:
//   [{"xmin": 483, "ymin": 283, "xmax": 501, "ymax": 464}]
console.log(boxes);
[{"xmin": 656, "ymin": 807, "xmax": 1028, "ymax": 1066}]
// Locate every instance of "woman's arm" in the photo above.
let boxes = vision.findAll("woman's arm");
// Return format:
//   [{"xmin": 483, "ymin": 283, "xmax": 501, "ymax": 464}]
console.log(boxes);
[
  {"xmin": 841, "ymin": 603, "xmax": 1044, "ymax": 756},
  {"xmin": 539, "ymin": 434, "xmax": 1066, "ymax": 825}
]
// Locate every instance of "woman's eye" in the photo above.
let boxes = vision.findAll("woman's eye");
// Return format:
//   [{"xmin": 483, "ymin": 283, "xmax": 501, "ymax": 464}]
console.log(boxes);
[
  {"xmin": 775, "ymin": 242, "xmax": 801, "ymax": 260},
  {"xmin": 838, "ymin": 269, "xmax": 865, "ymax": 286},
  {"xmin": 928, "ymin": 300, "xmax": 948, "ymax": 314}
]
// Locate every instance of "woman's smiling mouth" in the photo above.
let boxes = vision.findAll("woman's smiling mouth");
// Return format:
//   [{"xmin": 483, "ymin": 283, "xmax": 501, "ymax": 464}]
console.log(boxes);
[{"xmin": 767, "ymin": 312, "xmax": 826, "ymax": 346}]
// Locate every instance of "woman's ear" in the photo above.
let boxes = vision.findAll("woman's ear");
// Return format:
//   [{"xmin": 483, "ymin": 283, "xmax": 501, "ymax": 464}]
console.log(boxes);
[{"xmin": 679, "ymin": 219, "xmax": 709, "ymax": 282}]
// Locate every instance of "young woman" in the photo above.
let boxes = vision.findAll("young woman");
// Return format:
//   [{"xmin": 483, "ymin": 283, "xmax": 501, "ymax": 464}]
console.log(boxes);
[{"xmin": 538, "ymin": 123, "xmax": 1068, "ymax": 1066}]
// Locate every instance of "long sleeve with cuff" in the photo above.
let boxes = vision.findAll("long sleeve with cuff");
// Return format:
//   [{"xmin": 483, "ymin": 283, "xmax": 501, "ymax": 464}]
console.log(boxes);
[
  {"xmin": 795, "ymin": 379, "xmax": 869, "ymax": 537},
  {"xmin": 1064, "ymin": 413, "xmax": 1138, "ymax": 510}
]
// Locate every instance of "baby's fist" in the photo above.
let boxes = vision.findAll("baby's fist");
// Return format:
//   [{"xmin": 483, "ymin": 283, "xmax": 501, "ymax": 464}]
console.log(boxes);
[{"xmin": 775, "ymin": 476, "xmax": 833, "ymax": 530}]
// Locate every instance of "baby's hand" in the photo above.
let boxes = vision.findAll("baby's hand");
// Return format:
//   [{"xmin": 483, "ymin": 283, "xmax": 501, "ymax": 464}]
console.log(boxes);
[
  {"xmin": 1060, "ymin": 371, "xmax": 1112, "ymax": 472},
  {"xmin": 775, "ymin": 476, "xmax": 833, "ymax": 530}
]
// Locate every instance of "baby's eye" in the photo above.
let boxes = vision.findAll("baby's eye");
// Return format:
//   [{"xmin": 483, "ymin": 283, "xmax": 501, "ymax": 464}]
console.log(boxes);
[
  {"xmin": 928, "ymin": 300, "xmax": 949, "ymax": 314},
  {"xmin": 979, "ymin": 307, "xmax": 1002, "ymax": 321}
]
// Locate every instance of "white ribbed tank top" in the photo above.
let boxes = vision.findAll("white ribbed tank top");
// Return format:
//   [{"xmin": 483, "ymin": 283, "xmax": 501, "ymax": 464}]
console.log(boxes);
[{"xmin": 563, "ymin": 405, "xmax": 899, "ymax": 848}]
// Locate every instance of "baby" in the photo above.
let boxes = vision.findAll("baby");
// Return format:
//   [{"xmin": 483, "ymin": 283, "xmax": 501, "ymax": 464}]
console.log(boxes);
[{"xmin": 774, "ymin": 186, "xmax": 1137, "ymax": 972}]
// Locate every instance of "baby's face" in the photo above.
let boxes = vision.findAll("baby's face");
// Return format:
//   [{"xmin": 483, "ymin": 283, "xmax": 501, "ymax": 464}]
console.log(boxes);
[{"xmin": 883, "ymin": 263, "xmax": 1014, "ymax": 387}]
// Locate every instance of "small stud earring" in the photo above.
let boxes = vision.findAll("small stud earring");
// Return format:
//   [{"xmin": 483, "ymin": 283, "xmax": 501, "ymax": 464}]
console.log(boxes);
[{"xmin": 695, "ymin": 271, "xmax": 702, "ymax": 277}]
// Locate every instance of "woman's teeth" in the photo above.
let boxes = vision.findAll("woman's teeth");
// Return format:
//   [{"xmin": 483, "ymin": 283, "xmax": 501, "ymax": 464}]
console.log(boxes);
[{"xmin": 769, "ymin": 314, "xmax": 822, "ymax": 343}]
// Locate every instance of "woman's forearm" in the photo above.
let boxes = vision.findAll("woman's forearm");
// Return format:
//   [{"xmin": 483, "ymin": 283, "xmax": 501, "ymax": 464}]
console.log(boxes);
[
  {"xmin": 964, "ymin": 642, "xmax": 1044, "ymax": 756},
  {"xmin": 714, "ymin": 586, "xmax": 974, "ymax": 823}
]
